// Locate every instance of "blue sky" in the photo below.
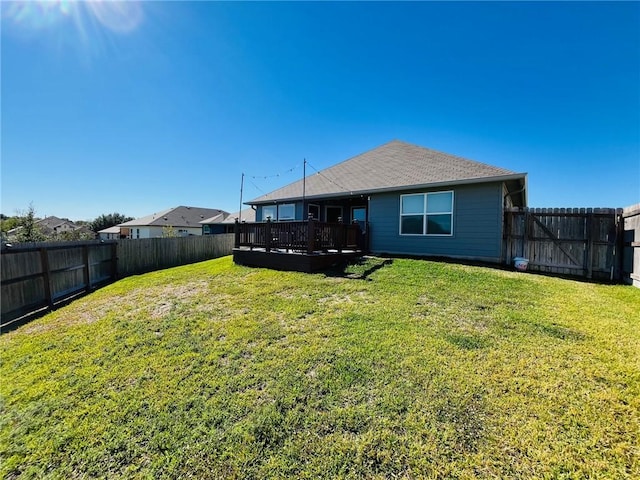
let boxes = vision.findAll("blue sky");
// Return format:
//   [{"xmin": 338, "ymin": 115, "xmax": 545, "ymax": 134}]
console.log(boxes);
[{"xmin": 2, "ymin": 1, "xmax": 639, "ymax": 220}]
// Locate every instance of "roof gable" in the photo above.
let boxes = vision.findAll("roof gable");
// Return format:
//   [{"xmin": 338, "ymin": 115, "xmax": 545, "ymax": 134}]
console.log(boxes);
[{"xmin": 249, "ymin": 140, "xmax": 524, "ymax": 204}]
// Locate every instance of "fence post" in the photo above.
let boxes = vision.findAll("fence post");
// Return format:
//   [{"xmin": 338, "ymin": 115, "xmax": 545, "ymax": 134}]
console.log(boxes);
[
  {"xmin": 522, "ymin": 208, "xmax": 530, "ymax": 259},
  {"xmin": 615, "ymin": 209, "xmax": 624, "ymax": 282},
  {"xmin": 82, "ymin": 244, "xmax": 91, "ymax": 290},
  {"xmin": 110, "ymin": 242, "xmax": 118, "ymax": 280},
  {"xmin": 40, "ymin": 247, "xmax": 54, "ymax": 309},
  {"xmin": 585, "ymin": 210, "xmax": 594, "ymax": 279}
]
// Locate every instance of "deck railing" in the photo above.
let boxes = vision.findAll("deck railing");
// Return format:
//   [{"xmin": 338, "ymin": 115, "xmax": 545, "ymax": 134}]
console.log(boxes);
[{"xmin": 234, "ymin": 219, "xmax": 367, "ymax": 254}]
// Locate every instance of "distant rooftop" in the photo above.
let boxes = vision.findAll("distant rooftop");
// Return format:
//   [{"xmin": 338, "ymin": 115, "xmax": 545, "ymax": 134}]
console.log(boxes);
[
  {"xmin": 119, "ymin": 206, "xmax": 229, "ymax": 228},
  {"xmin": 200, "ymin": 208, "xmax": 256, "ymax": 224}
]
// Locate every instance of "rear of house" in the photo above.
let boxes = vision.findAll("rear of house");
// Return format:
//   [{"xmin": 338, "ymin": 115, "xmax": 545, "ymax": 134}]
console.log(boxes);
[{"xmin": 246, "ymin": 140, "xmax": 527, "ymax": 263}]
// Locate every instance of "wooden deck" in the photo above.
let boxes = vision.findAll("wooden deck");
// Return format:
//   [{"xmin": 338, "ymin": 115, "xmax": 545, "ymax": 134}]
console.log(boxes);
[
  {"xmin": 233, "ymin": 219, "xmax": 367, "ymax": 272},
  {"xmin": 233, "ymin": 248, "xmax": 361, "ymax": 272}
]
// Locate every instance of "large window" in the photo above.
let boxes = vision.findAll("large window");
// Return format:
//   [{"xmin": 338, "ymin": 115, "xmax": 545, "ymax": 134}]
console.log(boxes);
[
  {"xmin": 262, "ymin": 206, "xmax": 277, "ymax": 221},
  {"xmin": 262, "ymin": 204, "xmax": 295, "ymax": 221},
  {"xmin": 278, "ymin": 204, "xmax": 295, "ymax": 221},
  {"xmin": 400, "ymin": 191, "xmax": 453, "ymax": 236}
]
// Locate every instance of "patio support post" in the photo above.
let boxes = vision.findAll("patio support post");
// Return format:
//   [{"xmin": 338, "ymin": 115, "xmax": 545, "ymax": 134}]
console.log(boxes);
[
  {"xmin": 337, "ymin": 218, "xmax": 343, "ymax": 253},
  {"xmin": 265, "ymin": 218, "xmax": 272, "ymax": 253},
  {"xmin": 307, "ymin": 218, "xmax": 315, "ymax": 254},
  {"xmin": 234, "ymin": 219, "xmax": 240, "ymax": 248}
]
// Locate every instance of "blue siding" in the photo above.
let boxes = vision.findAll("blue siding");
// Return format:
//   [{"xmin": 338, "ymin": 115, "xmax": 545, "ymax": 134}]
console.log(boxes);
[{"xmin": 369, "ymin": 182, "xmax": 504, "ymax": 262}]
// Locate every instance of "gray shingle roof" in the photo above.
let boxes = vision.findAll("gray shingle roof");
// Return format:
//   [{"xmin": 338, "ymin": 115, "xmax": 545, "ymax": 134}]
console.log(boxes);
[
  {"xmin": 98, "ymin": 226, "xmax": 121, "ymax": 234},
  {"xmin": 200, "ymin": 208, "xmax": 256, "ymax": 224},
  {"xmin": 249, "ymin": 140, "xmax": 525, "ymax": 204},
  {"xmin": 119, "ymin": 206, "xmax": 229, "ymax": 228}
]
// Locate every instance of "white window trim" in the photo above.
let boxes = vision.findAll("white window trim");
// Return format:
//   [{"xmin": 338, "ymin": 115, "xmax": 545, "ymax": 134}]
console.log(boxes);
[
  {"xmin": 278, "ymin": 203, "xmax": 296, "ymax": 221},
  {"xmin": 399, "ymin": 191, "xmax": 454, "ymax": 236}
]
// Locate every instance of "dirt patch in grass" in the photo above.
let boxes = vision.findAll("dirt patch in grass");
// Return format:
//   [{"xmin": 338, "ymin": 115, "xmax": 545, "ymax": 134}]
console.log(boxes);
[{"xmin": 21, "ymin": 280, "xmax": 212, "ymax": 333}]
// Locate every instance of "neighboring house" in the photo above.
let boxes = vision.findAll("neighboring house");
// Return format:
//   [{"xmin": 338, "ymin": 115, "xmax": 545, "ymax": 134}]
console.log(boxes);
[
  {"xmin": 97, "ymin": 226, "xmax": 122, "ymax": 240},
  {"xmin": 245, "ymin": 140, "xmax": 527, "ymax": 263},
  {"xmin": 201, "ymin": 208, "xmax": 256, "ymax": 235},
  {"xmin": 36, "ymin": 216, "xmax": 78, "ymax": 236},
  {"xmin": 7, "ymin": 216, "xmax": 95, "ymax": 241},
  {"xmin": 99, "ymin": 206, "xmax": 229, "ymax": 239}
]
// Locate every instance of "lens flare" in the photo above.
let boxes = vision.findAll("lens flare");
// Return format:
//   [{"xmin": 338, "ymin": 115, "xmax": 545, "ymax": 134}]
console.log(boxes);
[
  {"xmin": 2, "ymin": 0, "xmax": 144, "ymax": 34},
  {"xmin": 2, "ymin": 0, "xmax": 75, "ymax": 30},
  {"xmin": 85, "ymin": 1, "xmax": 143, "ymax": 34}
]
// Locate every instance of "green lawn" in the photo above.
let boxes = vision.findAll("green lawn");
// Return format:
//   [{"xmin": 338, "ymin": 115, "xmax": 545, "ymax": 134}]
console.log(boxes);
[{"xmin": 1, "ymin": 256, "xmax": 639, "ymax": 479}]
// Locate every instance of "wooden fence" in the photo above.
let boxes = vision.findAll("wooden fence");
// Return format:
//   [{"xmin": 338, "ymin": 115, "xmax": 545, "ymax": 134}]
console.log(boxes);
[
  {"xmin": 503, "ymin": 208, "xmax": 623, "ymax": 281},
  {"xmin": 1, "ymin": 240, "xmax": 117, "ymax": 328},
  {"xmin": 117, "ymin": 234, "xmax": 234, "ymax": 277},
  {"xmin": 622, "ymin": 204, "xmax": 640, "ymax": 287},
  {"xmin": 1, "ymin": 234, "xmax": 235, "ymax": 328}
]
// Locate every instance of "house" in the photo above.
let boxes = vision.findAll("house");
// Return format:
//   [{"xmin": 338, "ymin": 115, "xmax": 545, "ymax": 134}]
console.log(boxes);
[
  {"xmin": 240, "ymin": 140, "xmax": 527, "ymax": 264},
  {"xmin": 200, "ymin": 208, "xmax": 256, "ymax": 235},
  {"xmin": 36, "ymin": 216, "xmax": 78, "ymax": 236},
  {"xmin": 97, "ymin": 226, "xmax": 122, "ymax": 240},
  {"xmin": 100, "ymin": 206, "xmax": 229, "ymax": 239},
  {"xmin": 7, "ymin": 216, "xmax": 95, "ymax": 241}
]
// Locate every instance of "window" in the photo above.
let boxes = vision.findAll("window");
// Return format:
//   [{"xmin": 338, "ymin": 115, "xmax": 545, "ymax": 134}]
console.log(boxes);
[
  {"xmin": 308, "ymin": 204, "xmax": 320, "ymax": 220},
  {"xmin": 400, "ymin": 191, "xmax": 453, "ymax": 236},
  {"xmin": 352, "ymin": 207, "xmax": 366, "ymax": 222},
  {"xmin": 278, "ymin": 204, "xmax": 295, "ymax": 221},
  {"xmin": 262, "ymin": 206, "xmax": 277, "ymax": 221}
]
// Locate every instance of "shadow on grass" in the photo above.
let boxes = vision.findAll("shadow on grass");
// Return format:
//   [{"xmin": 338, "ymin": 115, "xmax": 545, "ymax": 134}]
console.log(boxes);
[
  {"xmin": 444, "ymin": 332, "xmax": 489, "ymax": 350},
  {"xmin": 323, "ymin": 256, "xmax": 393, "ymax": 281}
]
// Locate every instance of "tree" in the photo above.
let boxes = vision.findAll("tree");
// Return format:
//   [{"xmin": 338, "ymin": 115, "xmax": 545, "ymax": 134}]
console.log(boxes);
[
  {"xmin": 162, "ymin": 225, "xmax": 178, "ymax": 238},
  {"xmin": 0, "ymin": 215, "xmax": 20, "ymax": 233},
  {"xmin": 59, "ymin": 228, "xmax": 96, "ymax": 241},
  {"xmin": 16, "ymin": 203, "xmax": 46, "ymax": 243},
  {"xmin": 90, "ymin": 213, "xmax": 134, "ymax": 233}
]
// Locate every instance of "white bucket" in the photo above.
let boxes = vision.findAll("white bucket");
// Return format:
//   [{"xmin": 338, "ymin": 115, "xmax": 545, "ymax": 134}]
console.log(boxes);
[{"xmin": 513, "ymin": 257, "xmax": 529, "ymax": 272}]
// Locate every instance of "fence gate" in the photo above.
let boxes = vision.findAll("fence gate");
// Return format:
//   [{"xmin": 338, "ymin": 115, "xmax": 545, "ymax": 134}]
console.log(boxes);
[
  {"xmin": 622, "ymin": 204, "xmax": 640, "ymax": 287},
  {"xmin": 503, "ymin": 208, "xmax": 623, "ymax": 281}
]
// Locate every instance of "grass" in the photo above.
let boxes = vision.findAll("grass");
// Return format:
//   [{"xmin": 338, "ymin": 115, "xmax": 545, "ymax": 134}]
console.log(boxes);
[{"xmin": 1, "ymin": 255, "xmax": 639, "ymax": 479}]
